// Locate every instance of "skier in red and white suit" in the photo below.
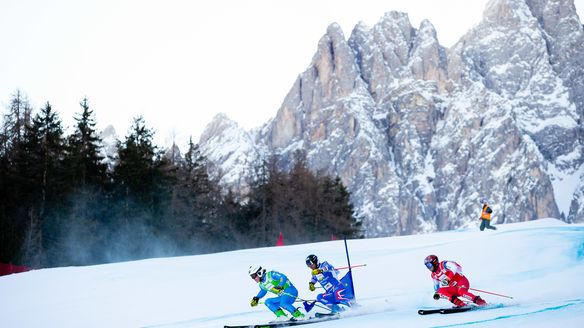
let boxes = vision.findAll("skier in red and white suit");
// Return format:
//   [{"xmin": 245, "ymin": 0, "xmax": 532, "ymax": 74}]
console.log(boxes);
[{"xmin": 424, "ymin": 255, "xmax": 487, "ymax": 307}]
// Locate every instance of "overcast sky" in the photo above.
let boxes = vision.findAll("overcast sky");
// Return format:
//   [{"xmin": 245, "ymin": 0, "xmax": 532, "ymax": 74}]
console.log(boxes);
[{"xmin": 1, "ymin": 0, "xmax": 583, "ymax": 147}]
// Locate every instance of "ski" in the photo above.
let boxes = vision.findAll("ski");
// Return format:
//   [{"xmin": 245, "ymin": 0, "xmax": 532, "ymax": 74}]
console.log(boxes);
[
  {"xmin": 417, "ymin": 308, "xmax": 443, "ymax": 315},
  {"xmin": 440, "ymin": 307, "xmax": 473, "ymax": 314},
  {"xmin": 224, "ymin": 313, "xmax": 340, "ymax": 328},
  {"xmin": 314, "ymin": 312, "xmax": 341, "ymax": 318},
  {"xmin": 418, "ymin": 304, "xmax": 501, "ymax": 315},
  {"xmin": 418, "ymin": 306, "xmax": 474, "ymax": 315}
]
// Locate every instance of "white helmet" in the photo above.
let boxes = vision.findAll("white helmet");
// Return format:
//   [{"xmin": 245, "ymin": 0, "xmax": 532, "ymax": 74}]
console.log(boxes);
[{"xmin": 248, "ymin": 265, "xmax": 264, "ymax": 278}]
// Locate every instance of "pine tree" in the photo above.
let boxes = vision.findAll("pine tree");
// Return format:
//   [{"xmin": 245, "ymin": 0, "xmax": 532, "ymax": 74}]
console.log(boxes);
[
  {"xmin": 215, "ymin": 189, "xmax": 244, "ymax": 249},
  {"xmin": 288, "ymin": 150, "xmax": 320, "ymax": 242},
  {"xmin": 320, "ymin": 176, "xmax": 362, "ymax": 239},
  {"xmin": 168, "ymin": 137, "xmax": 228, "ymax": 253},
  {"xmin": 13, "ymin": 115, "xmax": 43, "ymax": 266},
  {"xmin": 60, "ymin": 97, "xmax": 108, "ymax": 265},
  {"xmin": 113, "ymin": 116, "xmax": 160, "ymax": 210},
  {"xmin": 0, "ymin": 90, "xmax": 32, "ymax": 155},
  {"xmin": 35, "ymin": 102, "xmax": 67, "ymax": 217},
  {"xmin": 111, "ymin": 116, "xmax": 171, "ymax": 260},
  {"xmin": 0, "ymin": 90, "xmax": 33, "ymax": 264},
  {"xmin": 239, "ymin": 152, "xmax": 362, "ymax": 247},
  {"xmin": 65, "ymin": 97, "xmax": 107, "ymax": 187},
  {"xmin": 17, "ymin": 102, "xmax": 67, "ymax": 267}
]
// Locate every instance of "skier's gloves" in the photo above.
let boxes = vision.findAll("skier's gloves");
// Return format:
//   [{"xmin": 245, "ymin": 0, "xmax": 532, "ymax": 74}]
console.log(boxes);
[
  {"xmin": 433, "ymin": 292, "xmax": 440, "ymax": 300},
  {"xmin": 273, "ymin": 285, "xmax": 284, "ymax": 295},
  {"xmin": 309, "ymin": 282, "xmax": 316, "ymax": 291},
  {"xmin": 250, "ymin": 296, "xmax": 259, "ymax": 307},
  {"xmin": 312, "ymin": 269, "xmax": 323, "ymax": 275}
]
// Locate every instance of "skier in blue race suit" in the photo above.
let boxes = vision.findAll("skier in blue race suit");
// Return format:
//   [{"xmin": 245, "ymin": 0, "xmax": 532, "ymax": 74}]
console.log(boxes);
[
  {"xmin": 249, "ymin": 265, "xmax": 305, "ymax": 322},
  {"xmin": 305, "ymin": 254, "xmax": 354, "ymax": 313}
]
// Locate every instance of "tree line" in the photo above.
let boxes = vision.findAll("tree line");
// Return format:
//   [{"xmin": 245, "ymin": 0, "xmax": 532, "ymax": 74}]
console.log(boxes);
[{"xmin": 0, "ymin": 90, "xmax": 361, "ymax": 268}]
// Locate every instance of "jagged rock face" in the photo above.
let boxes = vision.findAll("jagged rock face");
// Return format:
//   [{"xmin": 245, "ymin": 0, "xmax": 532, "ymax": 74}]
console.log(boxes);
[
  {"xmin": 447, "ymin": 0, "xmax": 583, "ymax": 223},
  {"xmin": 525, "ymin": 0, "xmax": 584, "ymax": 121},
  {"xmin": 523, "ymin": 0, "xmax": 584, "ymax": 222},
  {"xmin": 270, "ymin": 23, "xmax": 360, "ymax": 149},
  {"xmin": 432, "ymin": 88, "xmax": 560, "ymax": 230},
  {"xmin": 199, "ymin": 0, "xmax": 584, "ymax": 236},
  {"xmin": 409, "ymin": 20, "xmax": 450, "ymax": 91},
  {"xmin": 199, "ymin": 114, "xmax": 266, "ymax": 191}
]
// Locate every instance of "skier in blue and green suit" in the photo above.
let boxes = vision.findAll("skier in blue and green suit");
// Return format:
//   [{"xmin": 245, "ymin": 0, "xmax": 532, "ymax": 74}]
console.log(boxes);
[{"xmin": 249, "ymin": 265, "xmax": 305, "ymax": 321}]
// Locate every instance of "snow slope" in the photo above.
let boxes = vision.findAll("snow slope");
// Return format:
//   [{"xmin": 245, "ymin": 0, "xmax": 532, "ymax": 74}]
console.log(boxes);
[{"xmin": 1, "ymin": 219, "xmax": 583, "ymax": 327}]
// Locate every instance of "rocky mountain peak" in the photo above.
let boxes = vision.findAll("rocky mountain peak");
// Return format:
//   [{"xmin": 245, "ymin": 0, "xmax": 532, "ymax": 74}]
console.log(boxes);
[
  {"xmin": 199, "ymin": 113, "xmax": 240, "ymax": 144},
  {"xmin": 198, "ymin": 113, "xmax": 262, "ymax": 190},
  {"xmin": 409, "ymin": 19, "xmax": 449, "ymax": 91},
  {"xmin": 312, "ymin": 22, "xmax": 360, "ymax": 100},
  {"xmin": 483, "ymin": 0, "xmax": 537, "ymax": 26},
  {"xmin": 525, "ymin": 0, "xmax": 584, "ymax": 122},
  {"xmin": 373, "ymin": 11, "xmax": 415, "ymax": 73},
  {"xmin": 199, "ymin": 1, "xmax": 584, "ymax": 236}
]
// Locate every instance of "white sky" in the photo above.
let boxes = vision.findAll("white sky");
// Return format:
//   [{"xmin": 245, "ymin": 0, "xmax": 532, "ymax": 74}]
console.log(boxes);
[{"xmin": 1, "ymin": 0, "xmax": 583, "ymax": 147}]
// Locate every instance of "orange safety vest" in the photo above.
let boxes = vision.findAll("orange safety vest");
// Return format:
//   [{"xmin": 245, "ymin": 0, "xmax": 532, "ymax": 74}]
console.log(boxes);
[{"xmin": 481, "ymin": 205, "xmax": 491, "ymax": 220}]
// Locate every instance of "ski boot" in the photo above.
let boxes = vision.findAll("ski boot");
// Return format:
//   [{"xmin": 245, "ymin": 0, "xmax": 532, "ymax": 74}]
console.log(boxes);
[
  {"xmin": 474, "ymin": 296, "xmax": 487, "ymax": 307},
  {"xmin": 270, "ymin": 309, "xmax": 289, "ymax": 322},
  {"xmin": 290, "ymin": 309, "xmax": 305, "ymax": 321},
  {"xmin": 330, "ymin": 304, "xmax": 345, "ymax": 313},
  {"xmin": 451, "ymin": 296, "xmax": 466, "ymax": 308}
]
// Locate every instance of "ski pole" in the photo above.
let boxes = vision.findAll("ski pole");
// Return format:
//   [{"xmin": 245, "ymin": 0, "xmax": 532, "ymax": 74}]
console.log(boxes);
[
  {"xmin": 470, "ymin": 287, "xmax": 513, "ymax": 299},
  {"xmin": 295, "ymin": 299, "xmax": 317, "ymax": 303},
  {"xmin": 343, "ymin": 237, "xmax": 356, "ymax": 300},
  {"xmin": 260, "ymin": 299, "xmax": 317, "ymax": 304},
  {"xmin": 335, "ymin": 264, "xmax": 366, "ymax": 270},
  {"xmin": 281, "ymin": 291, "xmax": 332, "ymax": 312}
]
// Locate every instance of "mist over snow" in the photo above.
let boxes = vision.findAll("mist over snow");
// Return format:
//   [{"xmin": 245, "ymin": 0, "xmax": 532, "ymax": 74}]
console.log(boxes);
[{"xmin": 1, "ymin": 219, "xmax": 583, "ymax": 327}]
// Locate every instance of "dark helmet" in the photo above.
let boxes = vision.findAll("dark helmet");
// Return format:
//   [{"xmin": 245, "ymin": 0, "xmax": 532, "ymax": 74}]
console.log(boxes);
[
  {"xmin": 424, "ymin": 255, "xmax": 439, "ymax": 271},
  {"xmin": 305, "ymin": 254, "xmax": 319, "ymax": 267}
]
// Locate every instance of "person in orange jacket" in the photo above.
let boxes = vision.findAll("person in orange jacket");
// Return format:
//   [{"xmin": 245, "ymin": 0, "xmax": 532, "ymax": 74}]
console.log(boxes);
[{"xmin": 479, "ymin": 199, "xmax": 496, "ymax": 231}]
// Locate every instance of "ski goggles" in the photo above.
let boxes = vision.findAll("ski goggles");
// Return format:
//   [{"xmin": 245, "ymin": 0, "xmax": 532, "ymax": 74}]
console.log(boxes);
[
  {"xmin": 250, "ymin": 273, "xmax": 258, "ymax": 279},
  {"xmin": 425, "ymin": 262, "xmax": 434, "ymax": 269}
]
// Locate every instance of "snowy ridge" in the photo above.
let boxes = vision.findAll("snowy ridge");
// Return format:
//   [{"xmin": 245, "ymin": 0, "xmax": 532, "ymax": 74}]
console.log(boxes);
[
  {"xmin": 1, "ymin": 219, "xmax": 583, "ymax": 327},
  {"xmin": 199, "ymin": 113, "xmax": 267, "ymax": 191}
]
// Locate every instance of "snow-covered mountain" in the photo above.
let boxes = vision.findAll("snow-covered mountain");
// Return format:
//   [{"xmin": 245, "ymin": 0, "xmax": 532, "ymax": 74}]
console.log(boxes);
[
  {"xmin": 1, "ymin": 219, "xmax": 582, "ymax": 327},
  {"xmin": 199, "ymin": 0, "xmax": 584, "ymax": 237},
  {"xmin": 99, "ymin": 124, "xmax": 119, "ymax": 171},
  {"xmin": 198, "ymin": 113, "xmax": 268, "ymax": 193}
]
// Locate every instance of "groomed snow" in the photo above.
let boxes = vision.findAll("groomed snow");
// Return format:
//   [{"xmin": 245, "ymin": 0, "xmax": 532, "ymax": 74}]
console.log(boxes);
[{"xmin": 1, "ymin": 219, "xmax": 583, "ymax": 327}]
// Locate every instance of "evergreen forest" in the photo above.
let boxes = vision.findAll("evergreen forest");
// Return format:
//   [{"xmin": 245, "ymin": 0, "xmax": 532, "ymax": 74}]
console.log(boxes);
[{"xmin": 0, "ymin": 90, "xmax": 362, "ymax": 268}]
